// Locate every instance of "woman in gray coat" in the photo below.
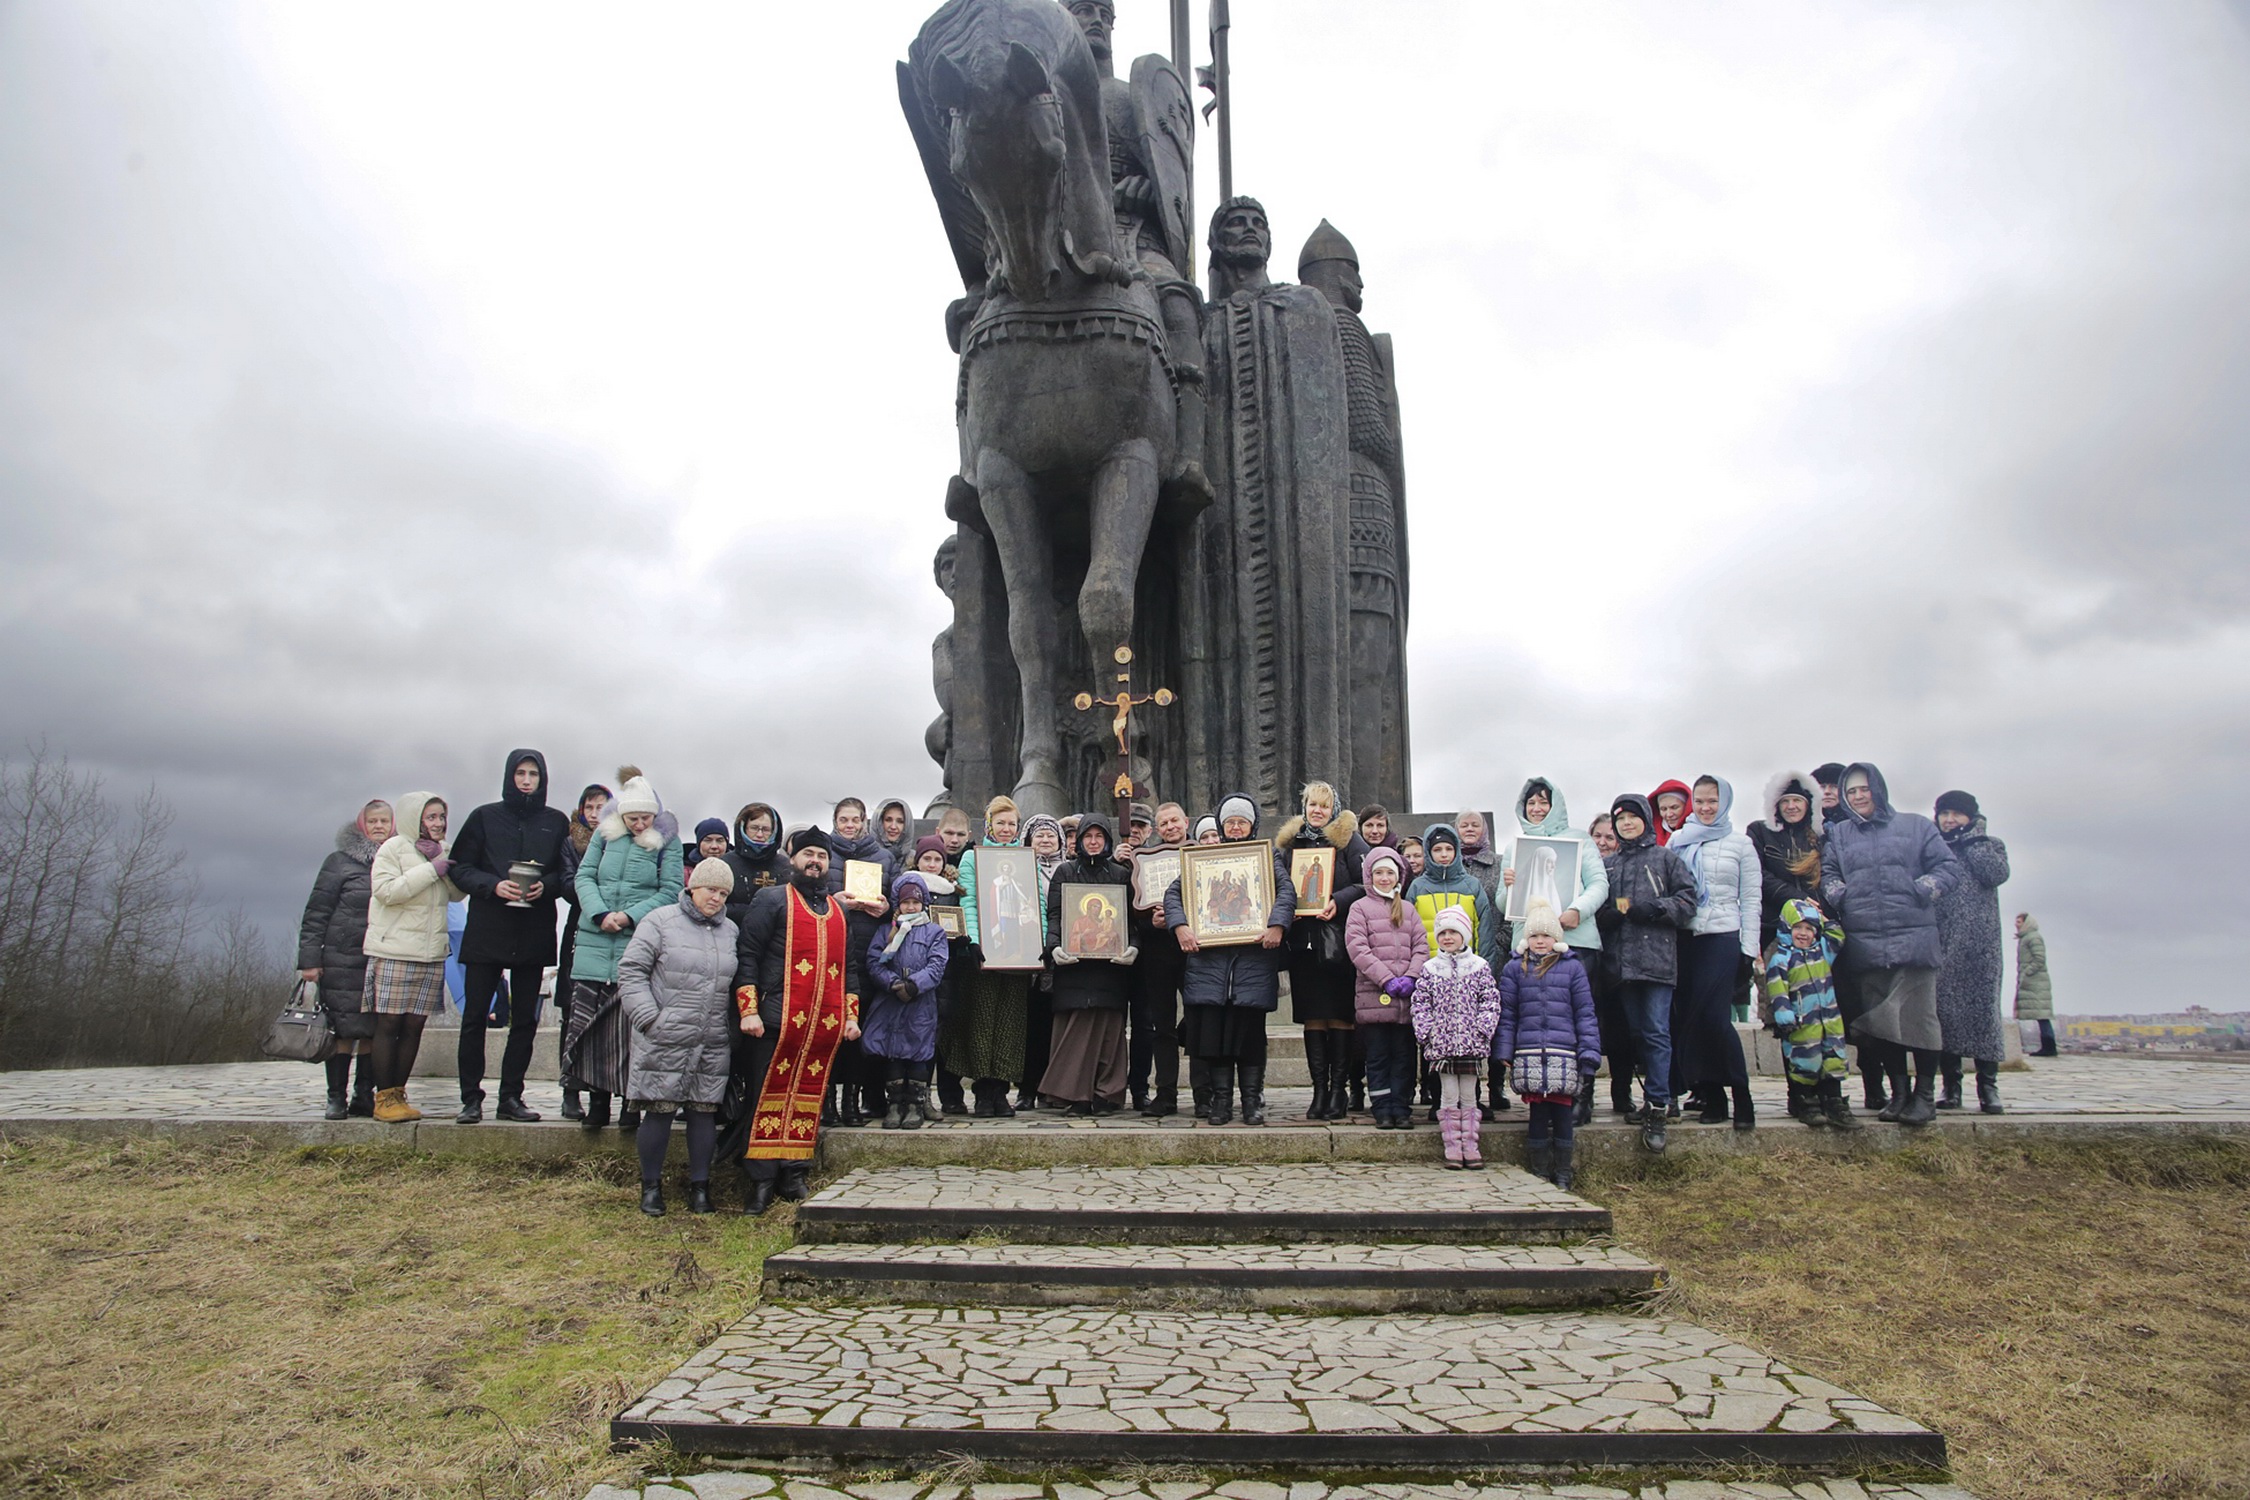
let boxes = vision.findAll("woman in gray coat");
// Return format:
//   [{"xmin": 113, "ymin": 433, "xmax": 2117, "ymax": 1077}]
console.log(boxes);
[
  {"xmin": 618, "ymin": 859, "xmax": 740, "ymax": 1217},
  {"xmin": 1932, "ymin": 790, "xmax": 2011, "ymax": 1113}
]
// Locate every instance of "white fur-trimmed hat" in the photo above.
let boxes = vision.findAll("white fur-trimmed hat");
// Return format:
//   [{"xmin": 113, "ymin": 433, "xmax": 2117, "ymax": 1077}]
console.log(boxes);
[{"xmin": 1522, "ymin": 899, "xmax": 1565, "ymax": 945}]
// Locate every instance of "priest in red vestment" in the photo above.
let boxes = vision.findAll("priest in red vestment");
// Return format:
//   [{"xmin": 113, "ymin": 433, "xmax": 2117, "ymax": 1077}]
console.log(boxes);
[{"xmin": 733, "ymin": 826, "xmax": 861, "ymax": 1214}]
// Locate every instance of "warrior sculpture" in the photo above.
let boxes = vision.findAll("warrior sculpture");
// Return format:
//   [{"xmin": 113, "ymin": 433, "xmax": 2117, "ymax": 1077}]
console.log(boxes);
[
  {"xmin": 1301, "ymin": 220, "xmax": 1412, "ymax": 810},
  {"xmin": 899, "ymin": 0, "xmax": 1199, "ymax": 814}
]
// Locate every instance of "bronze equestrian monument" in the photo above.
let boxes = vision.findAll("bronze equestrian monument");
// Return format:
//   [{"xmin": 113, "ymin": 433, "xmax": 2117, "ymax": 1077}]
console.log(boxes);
[{"xmin": 904, "ymin": 0, "xmax": 1412, "ymax": 818}]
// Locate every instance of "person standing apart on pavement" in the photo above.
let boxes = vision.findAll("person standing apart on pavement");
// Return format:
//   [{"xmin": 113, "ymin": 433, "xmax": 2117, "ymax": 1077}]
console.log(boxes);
[
  {"xmin": 1932, "ymin": 790, "xmax": 2011, "ymax": 1114},
  {"xmin": 1346, "ymin": 847, "xmax": 1428, "ymax": 1130},
  {"xmin": 1821, "ymin": 762, "xmax": 1962, "ymax": 1127},
  {"xmin": 1666, "ymin": 776, "xmax": 1760, "ymax": 1130},
  {"xmin": 363, "ymin": 792, "xmax": 463, "ymax": 1123},
  {"xmin": 1601, "ymin": 794, "xmax": 1699, "ymax": 1153},
  {"xmin": 2015, "ymin": 913, "xmax": 2055, "ymax": 1055},
  {"xmin": 1417, "ymin": 906, "xmax": 1505, "ymax": 1170},
  {"xmin": 555, "ymin": 782, "xmax": 610, "ymax": 1121},
  {"xmin": 1494, "ymin": 901, "xmax": 1600, "ymax": 1186},
  {"xmin": 1278, "ymin": 781, "xmax": 1369, "ymax": 1121},
  {"xmin": 564, "ymin": 770, "xmax": 683, "ymax": 1134},
  {"xmin": 447, "ymin": 749, "xmax": 572, "ymax": 1123},
  {"xmin": 620, "ymin": 857, "xmax": 740, "ymax": 1217},
  {"xmin": 1166, "ymin": 795, "xmax": 1295, "ymax": 1126},
  {"xmin": 733, "ymin": 827, "xmax": 861, "ymax": 1214},
  {"xmin": 298, "ymin": 799, "xmax": 389, "ymax": 1119}
]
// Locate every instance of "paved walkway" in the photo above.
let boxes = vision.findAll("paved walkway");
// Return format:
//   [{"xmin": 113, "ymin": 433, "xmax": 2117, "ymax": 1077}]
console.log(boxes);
[
  {"xmin": 586, "ymin": 1479, "xmax": 1975, "ymax": 1500},
  {"xmin": 1, "ymin": 1055, "xmax": 2242, "ymax": 1125}
]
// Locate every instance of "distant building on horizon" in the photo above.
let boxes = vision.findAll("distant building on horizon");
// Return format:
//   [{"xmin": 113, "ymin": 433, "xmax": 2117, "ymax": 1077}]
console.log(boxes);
[{"xmin": 2059, "ymin": 1006, "xmax": 2248, "ymax": 1053}]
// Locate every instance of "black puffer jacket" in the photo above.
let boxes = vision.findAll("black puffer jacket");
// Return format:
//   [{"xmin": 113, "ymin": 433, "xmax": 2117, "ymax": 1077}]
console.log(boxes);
[
  {"xmin": 721, "ymin": 802, "xmax": 792, "ymax": 928},
  {"xmin": 1820, "ymin": 762, "xmax": 1962, "ymax": 972},
  {"xmin": 297, "ymin": 822, "xmax": 379, "ymax": 1019},
  {"xmin": 450, "ymin": 748, "xmax": 572, "ymax": 967},
  {"xmin": 1045, "ymin": 816, "xmax": 1135, "ymax": 1014},
  {"xmin": 1163, "ymin": 800, "xmax": 1297, "ymax": 1012},
  {"xmin": 1599, "ymin": 794, "xmax": 1699, "ymax": 986}
]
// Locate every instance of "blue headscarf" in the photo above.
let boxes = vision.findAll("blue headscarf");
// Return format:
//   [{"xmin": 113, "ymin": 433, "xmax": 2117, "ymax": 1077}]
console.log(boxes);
[{"xmin": 1667, "ymin": 776, "xmax": 1734, "ymax": 901}]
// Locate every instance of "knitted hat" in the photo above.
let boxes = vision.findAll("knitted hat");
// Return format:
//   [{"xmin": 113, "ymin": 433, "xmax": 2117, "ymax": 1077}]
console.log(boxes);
[
  {"xmin": 787, "ymin": 826, "xmax": 832, "ymax": 856},
  {"xmin": 694, "ymin": 817, "xmax": 728, "ymax": 840},
  {"xmin": 688, "ymin": 858, "xmax": 735, "ymax": 894},
  {"xmin": 914, "ymin": 834, "xmax": 947, "ymax": 861},
  {"xmin": 1364, "ymin": 846, "xmax": 1404, "ymax": 885},
  {"xmin": 615, "ymin": 773, "xmax": 660, "ymax": 818},
  {"xmin": 1935, "ymin": 789, "xmax": 1980, "ymax": 820},
  {"xmin": 1522, "ymin": 899, "xmax": 1565, "ymax": 945},
  {"xmin": 1192, "ymin": 815, "xmax": 1219, "ymax": 841},
  {"xmin": 890, "ymin": 872, "xmax": 930, "ymax": 904},
  {"xmin": 1433, "ymin": 905, "xmax": 1474, "ymax": 948},
  {"xmin": 1217, "ymin": 794, "xmax": 1258, "ymax": 831}
]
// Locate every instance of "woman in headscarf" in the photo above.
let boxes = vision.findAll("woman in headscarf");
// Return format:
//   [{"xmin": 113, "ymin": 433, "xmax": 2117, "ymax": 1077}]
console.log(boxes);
[
  {"xmin": 1498, "ymin": 778, "xmax": 1610, "ymax": 1123},
  {"xmin": 1040, "ymin": 816, "xmax": 1137, "ymax": 1114},
  {"xmin": 1164, "ymin": 794, "xmax": 1295, "ymax": 1125},
  {"xmin": 1018, "ymin": 812, "xmax": 1068, "ymax": 1108},
  {"xmin": 297, "ymin": 799, "xmax": 390, "ymax": 1119},
  {"xmin": 1933, "ymin": 791, "xmax": 2011, "ymax": 1113},
  {"xmin": 555, "ymin": 782, "xmax": 611, "ymax": 1121},
  {"xmin": 875, "ymin": 798, "xmax": 917, "ymax": 871},
  {"xmin": 1278, "ymin": 781, "xmax": 1369, "ymax": 1120},
  {"xmin": 363, "ymin": 792, "xmax": 463, "ymax": 1122},
  {"xmin": 1667, "ymin": 776, "xmax": 1760, "ymax": 1128}
]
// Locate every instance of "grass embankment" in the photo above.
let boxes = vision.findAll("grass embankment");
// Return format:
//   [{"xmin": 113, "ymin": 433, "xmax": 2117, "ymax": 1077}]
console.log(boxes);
[
  {"xmin": 0, "ymin": 1133, "xmax": 2245, "ymax": 1499},
  {"xmin": 1585, "ymin": 1136, "xmax": 2250, "ymax": 1500}
]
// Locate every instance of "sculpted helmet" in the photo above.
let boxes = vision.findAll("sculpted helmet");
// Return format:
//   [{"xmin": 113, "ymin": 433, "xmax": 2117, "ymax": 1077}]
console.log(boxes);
[{"xmin": 1298, "ymin": 218, "xmax": 1359, "ymax": 274}]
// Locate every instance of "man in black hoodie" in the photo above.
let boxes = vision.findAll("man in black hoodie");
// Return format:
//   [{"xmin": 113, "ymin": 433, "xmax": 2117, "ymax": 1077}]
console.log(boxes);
[{"xmin": 446, "ymin": 749, "xmax": 572, "ymax": 1122}]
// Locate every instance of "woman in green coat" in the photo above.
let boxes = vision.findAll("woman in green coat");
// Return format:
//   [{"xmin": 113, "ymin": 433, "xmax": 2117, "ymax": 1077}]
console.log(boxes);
[
  {"xmin": 2014, "ymin": 913, "xmax": 2055, "ymax": 1056},
  {"xmin": 562, "ymin": 771, "xmax": 684, "ymax": 1130}
]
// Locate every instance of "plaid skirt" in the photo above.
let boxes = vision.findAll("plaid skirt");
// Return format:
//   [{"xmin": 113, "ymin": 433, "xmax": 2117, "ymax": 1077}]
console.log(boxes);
[{"xmin": 365, "ymin": 957, "xmax": 448, "ymax": 1017}]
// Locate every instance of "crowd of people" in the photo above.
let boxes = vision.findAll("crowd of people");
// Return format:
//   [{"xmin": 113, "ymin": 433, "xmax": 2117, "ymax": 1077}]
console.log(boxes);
[{"xmin": 296, "ymin": 751, "xmax": 2049, "ymax": 1213}]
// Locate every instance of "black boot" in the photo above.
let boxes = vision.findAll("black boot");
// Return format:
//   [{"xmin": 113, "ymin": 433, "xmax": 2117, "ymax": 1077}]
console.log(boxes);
[
  {"xmin": 1820, "ymin": 1076, "xmax": 1864, "ymax": 1131},
  {"xmin": 616, "ymin": 1104, "xmax": 641, "ymax": 1132},
  {"xmin": 1878, "ymin": 1059, "xmax": 1909, "ymax": 1122},
  {"xmin": 323, "ymin": 1088, "xmax": 349, "ymax": 1122},
  {"xmin": 639, "ymin": 1182, "xmax": 666, "ymax": 1218},
  {"xmin": 1697, "ymin": 1093, "xmax": 1732, "ymax": 1125},
  {"xmin": 1573, "ymin": 1088, "xmax": 1594, "ymax": 1128},
  {"xmin": 1142, "ymin": 1089, "xmax": 1177, "ymax": 1119},
  {"xmin": 1730, "ymin": 1083, "xmax": 1755, "ymax": 1131},
  {"xmin": 1862, "ymin": 1061, "xmax": 1889, "ymax": 1114},
  {"xmin": 881, "ymin": 1080, "xmax": 908, "ymax": 1131},
  {"xmin": 1347, "ymin": 1064, "xmax": 1367, "ymax": 1115},
  {"xmin": 822, "ymin": 1082, "xmax": 841, "ymax": 1127},
  {"xmin": 560, "ymin": 1085, "xmax": 585, "ymax": 1122},
  {"xmin": 1551, "ymin": 1139, "xmax": 1577, "ymax": 1192},
  {"xmin": 1327, "ymin": 1045, "xmax": 1353, "ymax": 1120},
  {"xmin": 836, "ymin": 1081, "xmax": 868, "ymax": 1128},
  {"xmin": 1938, "ymin": 1056, "xmax": 1964, "ymax": 1110},
  {"xmin": 687, "ymin": 1181, "xmax": 714, "ymax": 1215},
  {"xmin": 1205, "ymin": 1062, "xmax": 1234, "ymax": 1125},
  {"xmin": 496, "ymin": 1095, "xmax": 542, "ymax": 1123},
  {"xmin": 324, "ymin": 1055, "xmax": 351, "ymax": 1120},
  {"xmin": 1977, "ymin": 1062, "xmax": 2004, "ymax": 1115},
  {"xmin": 455, "ymin": 1092, "xmax": 483, "ymax": 1125},
  {"xmin": 1302, "ymin": 1031, "xmax": 1331, "ymax": 1121},
  {"xmin": 907, "ymin": 1080, "xmax": 934, "ymax": 1128},
  {"xmin": 348, "ymin": 1058, "xmax": 375, "ymax": 1118},
  {"xmin": 938, "ymin": 1070, "xmax": 966, "ymax": 1116},
  {"xmin": 1611, "ymin": 1074, "xmax": 1638, "ymax": 1115},
  {"xmin": 1790, "ymin": 1080, "xmax": 1827, "ymax": 1128},
  {"xmin": 1639, "ymin": 1102, "xmax": 1668, "ymax": 1154},
  {"xmin": 742, "ymin": 1172, "xmax": 775, "ymax": 1216},
  {"xmin": 580, "ymin": 1091, "xmax": 612, "ymax": 1132},
  {"xmin": 776, "ymin": 1165, "xmax": 810, "ymax": 1202},
  {"xmin": 1240, "ymin": 1063, "xmax": 1267, "ymax": 1126},
  {"xmin": 1187, "ymin": 1058, "xmax": 1213, "ymax": 1119},
  {"xmin": 1896, "ymin": 1068, "xmax": 1938, "ymax": 1127}
]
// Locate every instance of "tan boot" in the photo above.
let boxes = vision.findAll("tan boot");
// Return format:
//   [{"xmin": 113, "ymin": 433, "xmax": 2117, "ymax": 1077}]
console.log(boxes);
[{"xmin": 372, "ymin": 1086, "xmax": 421, "ymax": 1124}]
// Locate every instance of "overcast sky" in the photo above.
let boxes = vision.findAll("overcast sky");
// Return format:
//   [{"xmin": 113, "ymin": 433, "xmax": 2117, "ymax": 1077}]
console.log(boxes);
[{"xmin": 4, "ymin": 1, "xmax": 2246, "ymax": 1014}]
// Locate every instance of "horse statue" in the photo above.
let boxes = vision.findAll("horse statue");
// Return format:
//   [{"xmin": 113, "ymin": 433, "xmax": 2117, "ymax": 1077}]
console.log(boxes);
[{"xmin": 900, "ymin": 0, "xmax": 1196, "ymax": 814}]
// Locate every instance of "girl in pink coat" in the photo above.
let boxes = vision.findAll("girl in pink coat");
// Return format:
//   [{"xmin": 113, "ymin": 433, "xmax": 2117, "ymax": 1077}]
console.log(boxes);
[{"xmin": 1345, "ymin": 848, "xmax": 1428, "ymax": 1131}]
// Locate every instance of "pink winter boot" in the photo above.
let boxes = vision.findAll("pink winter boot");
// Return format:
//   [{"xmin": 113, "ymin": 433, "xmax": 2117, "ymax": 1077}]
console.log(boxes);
[
  {"xmin": 1459, "ymin": 1108, "xmax": 1485, "ymax": 1171},
  {"xmin": 1438, "ymin": 1106, "xmax": 1465, "ymax": 1169}
]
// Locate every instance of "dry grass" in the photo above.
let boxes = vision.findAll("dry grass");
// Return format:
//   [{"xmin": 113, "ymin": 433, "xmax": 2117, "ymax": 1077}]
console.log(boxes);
[
  {"xmin": 1584, "ymin": 1134, "xmax": 2250, "ymax": 1500},
  {"xmin": 3, "ymin": 1132, "xmax": 2246, "ymax": 1500},
  {"xmin": 0, "ymin": 1133, "xmax": 790, "ymax": 1500}
]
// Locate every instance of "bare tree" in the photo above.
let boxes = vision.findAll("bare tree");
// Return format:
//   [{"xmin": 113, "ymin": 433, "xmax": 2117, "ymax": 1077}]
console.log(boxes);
[{"xmin": 0, "ymin": 746, "xmax": 283, "ymax": 1069}]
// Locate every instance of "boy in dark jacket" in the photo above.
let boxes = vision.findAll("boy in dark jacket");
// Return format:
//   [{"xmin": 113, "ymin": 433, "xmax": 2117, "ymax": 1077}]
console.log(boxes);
[
  {"xmin": 1601, "ymin": 794, "xmax": 1699, "ymax": 1153},
  {"xmin": 448, "ymin": 748, "xmax": 571, "ymax": 1124}
]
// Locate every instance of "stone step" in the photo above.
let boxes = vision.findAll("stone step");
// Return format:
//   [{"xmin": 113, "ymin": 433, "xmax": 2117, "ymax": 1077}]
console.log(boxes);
[
  {"xmin": 791, "ymin": 1164, "xmax": 1610, "ymax": 1246},
  {"xmin": 411, "ymin": 1024, "xmax": 565, "ymax": 1081},
  {"xmin": 763, "ymin": 1240, "xmax": 1663, "ymax": 1312},
  {"xmin": 584, "ymin": 1475, "xmax": 1976, "ymax": 1500},
  {"xmin": 611, "ymin": 1303, "xmax": 1944, "ymax": 1470}
]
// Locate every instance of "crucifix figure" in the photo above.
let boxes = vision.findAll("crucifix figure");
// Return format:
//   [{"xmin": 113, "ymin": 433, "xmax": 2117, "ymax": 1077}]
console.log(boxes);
[{"xmin": 1074, "ymin": 647, "xmax": 1175, "ymax": 823}]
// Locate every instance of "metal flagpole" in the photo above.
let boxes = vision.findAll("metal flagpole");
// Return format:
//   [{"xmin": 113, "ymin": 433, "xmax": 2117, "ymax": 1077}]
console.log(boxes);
[
  {"xmin": 1210, "ymin": 0, "xmax": 1232, "ymax": 204},
  {"xmin": 1170, "ymin": 0, "xmax": 1191, "ymax": 82}
]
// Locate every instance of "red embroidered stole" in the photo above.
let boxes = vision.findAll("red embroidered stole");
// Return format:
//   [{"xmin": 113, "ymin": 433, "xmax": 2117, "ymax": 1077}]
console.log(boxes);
[{"xmin": 745, "ymin": 888, "xmax": 851, "ymax": 1161}]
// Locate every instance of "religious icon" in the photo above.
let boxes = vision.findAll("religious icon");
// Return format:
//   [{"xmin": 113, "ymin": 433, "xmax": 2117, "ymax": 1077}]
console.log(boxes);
[
  {"xmin": 843, "ymin": 860, "xmax": 887, "ymax": 907},
  {"xmin": 1130, "ymin": 848, "xmax": 1182, "ymax": 911},
  {"xmin": 973, "ymin": 846, "xmax": 1045, "ymax": 970},
  {"xmin": 1059, "ymin": 884, "xmax": 1127, "ymax": 959},
  {"xmin": 1289, "ymin": 847, "xmax": 1336, "ymax": 917},
  {"xmin": 1179, "ymin": 840, "xmax": 1277, "ymax": 947},
  {"xmin": 1504, "ymin": 836, "xmax": 1584, "ymax": 923},
  {"xmin": 933, "ymin": 906, "xmax": 966, "ymax": 939}
]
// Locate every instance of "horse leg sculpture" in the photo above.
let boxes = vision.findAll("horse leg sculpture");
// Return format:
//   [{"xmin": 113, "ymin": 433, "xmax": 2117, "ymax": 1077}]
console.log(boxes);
[
  {"xmin": 975, "ymin": 447, "xmax": 1068, "ymax": 814},
  {"xmin": 1082, "ymin": 437, "xmax": 1163, "ymax": 655}
]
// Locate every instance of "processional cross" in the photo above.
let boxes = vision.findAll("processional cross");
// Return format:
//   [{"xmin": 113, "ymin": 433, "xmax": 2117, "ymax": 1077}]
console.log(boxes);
[{"xmin": 1074, "ymin": 647, "xmax": 1175, "ymax": 825}]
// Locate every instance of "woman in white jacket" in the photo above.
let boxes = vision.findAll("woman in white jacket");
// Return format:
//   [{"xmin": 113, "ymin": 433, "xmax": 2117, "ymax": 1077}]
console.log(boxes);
[
  {"xmin": 1666, "ymin": 775, "xmax": 1760, "ymax": 1129},
  {"xmin": 363, "ymin": 791, "xmax": 465, "ymax": 1122}
]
